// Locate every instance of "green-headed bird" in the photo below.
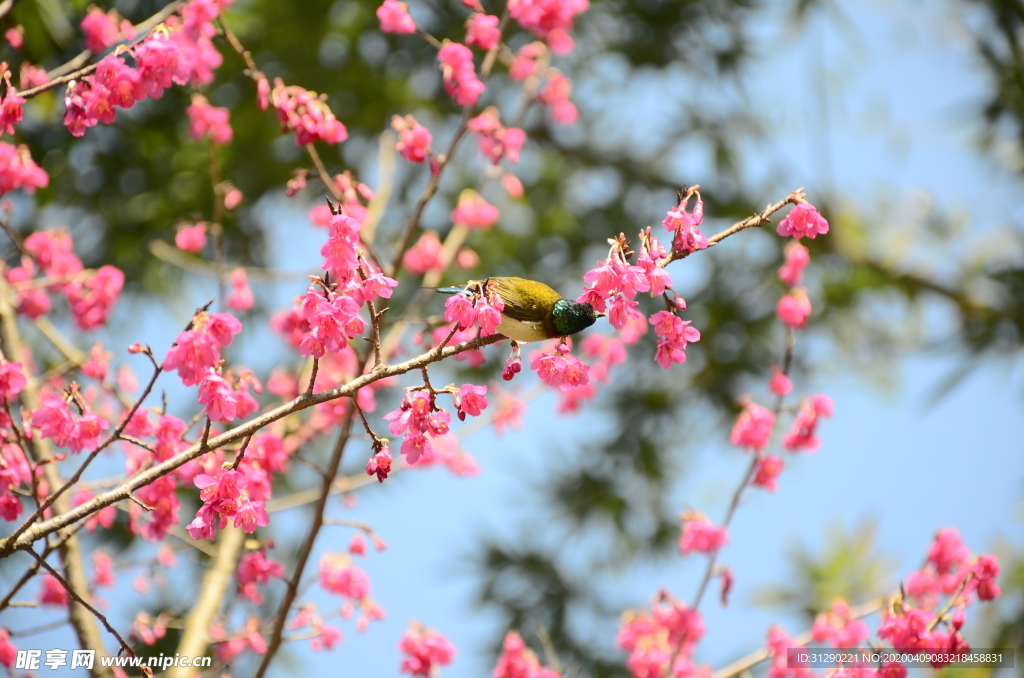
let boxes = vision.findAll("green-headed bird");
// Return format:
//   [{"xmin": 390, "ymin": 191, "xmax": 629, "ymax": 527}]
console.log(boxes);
[{"xmin": 433, "ymin": 276, "xmax": 605, "ymax": 343}]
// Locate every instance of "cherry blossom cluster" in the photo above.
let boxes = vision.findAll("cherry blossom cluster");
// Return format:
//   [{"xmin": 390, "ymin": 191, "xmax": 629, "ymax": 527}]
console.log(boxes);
[
  {"xmin": 270, "ymin": 78, "xmax": 348, "ymax": 145},
  {"xmin": 80, "ymin": 6, "xmax": 134, "ymax": 54},
  {"xmin": 403, "ymin": 231, "xmax": 479, "ymax": 274},
  {"xmin": 236, "ymin": 546, "xmax": 285, "ymax": 604},
  {"xmin": 493, "ymin": 631, "xmax": 562, "ymax": 678},
  {"xmin": 468, "ymin": 108, "xmax": 527, "ymax": 164},
  {"xmin": 377, "ymin": 0, "xmax": 417, "ymax": 34},
  {"xmin": 438, "ymin": 42, "xmax": 486, "ymax": 107},
  {"xmin": 444, "ymin": 279, "xmax": 505, "ymax": 335},
  {"xmin": 508, "ymin": 0, "xmax": 588, "ymax": 54},
  {"xmin": 392, "ymin": 114, "xmax": 433, "ymax": 163},
  {"xmin": 678, "ymin": 511, "xmax": 729, "ymax": 557},
  {"xmin": 63, "ymin": 0, "xmax": 231, "ymax": 137},
  {"xmin": 538, "ymin": 71, "xmax": 578, "ymax": 123},
  {"xmin": 617, "ymin": 590, "xmax": 708, "ymax": 678},
  {"xmin": 187, "ymin": 93, "xmax": 233, "ymax": 144},
  {"xmin": 0, "ymin": 141, "xmax": 48, "ymax": 197},
  {"xmin": 662, "ymin": 189, "xmax": 708, "ymax": 255},
  {"xmin": 186, "ymin": 466, "xmax": 269, "ymax": 539},
  {"xmin": 530, "ymin": 341, "xmax": 590, "ymax": 391},
  {"xmin": 451, "ymin": 189, "xmax": 501, "ymax": 229},
  {"xmin": 399, "ymin": 621, "xmax": 457, "ymax": 677},
  {"xmin": 766, "ymin": 530, "xmax": 1001, "ymax": 678},
  {"xmin": 8, "ymin": 230, "xmax": 111, "ymax": 325},
  {"xmin": 318, "ymin": 550, "xmax": 386, "ymax": 634},
  {"xmin": 555, "ymin": 333, "xmax": 626, "ymax": 412},
  {"xmin": 382, "ymin": 389, "xmax": 453, "ymax": 465},
  {"xmin": 30, "ymin": 391, "xmax": 110, "ymax": 455},
  {"xmin": 578, "ymin": 227, "xmax": 699, "ymax": 370}
]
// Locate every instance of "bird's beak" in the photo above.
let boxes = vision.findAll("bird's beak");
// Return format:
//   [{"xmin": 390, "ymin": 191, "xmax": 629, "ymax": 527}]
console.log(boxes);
[{"xmin": 597, "ymin": 312, "xmax": 608, "ymax": 318}]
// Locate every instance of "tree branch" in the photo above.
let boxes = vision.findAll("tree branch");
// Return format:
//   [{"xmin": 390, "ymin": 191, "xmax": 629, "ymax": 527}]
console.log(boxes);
[{"xmin": 1, "ymin": 332, "xmax": 504, "ymax": 555}]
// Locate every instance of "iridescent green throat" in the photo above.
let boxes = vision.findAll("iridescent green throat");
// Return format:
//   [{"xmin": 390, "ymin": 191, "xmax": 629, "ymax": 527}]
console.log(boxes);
[{"xmin": 551, "ymin": 299, "xmax": 599, "ymax": 336}]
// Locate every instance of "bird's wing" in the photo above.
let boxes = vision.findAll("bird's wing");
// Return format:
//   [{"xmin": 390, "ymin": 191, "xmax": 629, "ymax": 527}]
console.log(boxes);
[{"xmin": 492, "ymin": 277, "xmax": 563, "ymax": 323}]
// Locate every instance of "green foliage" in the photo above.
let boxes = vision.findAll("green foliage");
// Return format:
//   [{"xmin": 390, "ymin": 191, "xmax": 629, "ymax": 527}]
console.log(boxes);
[{"xmin": 752, "ymin": 520, "xmax": 894, "ymax": 619}]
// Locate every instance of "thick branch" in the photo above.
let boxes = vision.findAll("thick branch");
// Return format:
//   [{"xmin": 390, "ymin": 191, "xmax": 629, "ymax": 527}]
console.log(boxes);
[{"xmin": 1, "ymin": 332, "xmax": 503, "ymax": 555}]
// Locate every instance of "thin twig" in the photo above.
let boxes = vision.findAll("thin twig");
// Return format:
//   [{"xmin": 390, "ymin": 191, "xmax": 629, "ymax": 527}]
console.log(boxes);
[{"xmin": 23, "ymin": 547, "xmax": 150, "ymax": 675}]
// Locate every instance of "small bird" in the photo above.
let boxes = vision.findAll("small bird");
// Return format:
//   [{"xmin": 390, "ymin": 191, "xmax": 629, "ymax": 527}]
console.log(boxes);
[{"xmin": 433, "ymin": 276, "xmax": 605, "ymax": 343}]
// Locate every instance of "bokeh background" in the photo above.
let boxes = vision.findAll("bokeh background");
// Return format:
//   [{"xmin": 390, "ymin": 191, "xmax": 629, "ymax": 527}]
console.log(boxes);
[{"xmin": 2, "ymin": 0, "xmax": 1023, "ymax": 676}]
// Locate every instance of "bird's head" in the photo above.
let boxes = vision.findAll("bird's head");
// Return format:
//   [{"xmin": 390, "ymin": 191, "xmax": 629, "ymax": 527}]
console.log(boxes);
[{"xmin": 552, "ymin": 299, "xmax": 605, "ymax": 336}]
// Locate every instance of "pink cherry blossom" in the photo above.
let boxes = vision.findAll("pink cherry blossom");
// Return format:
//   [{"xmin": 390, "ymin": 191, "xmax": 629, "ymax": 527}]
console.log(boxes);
[
  {"xmin": 31, "ymin": 393, "xmax": 76, "ymax": 447},
  {"xmin": 320, "ymin": 552, "xmax": 371, "ymax": 600},
  {"xmin": 972, "ymin": 554, "xmax": 1001, "ymax": 601},
  {"xmin": 729, "ymin": 401, "xmax": 775, "ymax": 451},
  {"xmin": 466, "ymin": 14, "xmax": 501, "ymax": 51},
  {"xmin": 777, "ymin": 202, "xmax": 829, "ymax": 240},
  {"xmin": 778, "ymin": 241, "xmax": 810, "ymax": 287},
  {"xmin": 377, "ymin": 0, "xmax": 416, "ymax": 34},
  {"xmin": 399, "ymin": 622, "xmax": 457, "ymax": 677},
  {"xmin": 198, "ymin": 370, "xmax": 238, "ymax": 422},
  {"xmin": 0, "ymin": 628, "xmax": 16, "ymax": 667},
  {"xmin": 531, "ymin": 345, "xmax": 590, "ymax": 391},
  {"xmin": 438, "ymin": 42, "xmax": 485, "ymax": 107},
  {"xmin": 68, "ymin": 410, "xmax": 110, "ymax": 454},
  {"xmin": 617, "ymin": 590, "xmax": 707, "ymax": 677},
  {"xmin": 451, "ymin": 190, "xmax": 500, "ymax": 228},
  {"xmin": 509, "ymin": 42, "xmax": 546, "ymax": 80},
  {"xmin": 392, "ymin": 114, "xmax": 432, "ymax": 163},
  {"xmin": 650, "ymin": 310, "xmax": 701, "ymax": 369},
  {"xmin": 0, "ymin": 142, "xmax": 49, "ymax": 194},
  {"xmin": 271, "ymin": 80, "xmax": 348, "ymax": 145},
  {"xmin": 782, "ymin": 394, "xmax": 833, "ymax": 452},
  {"xmin": 538, "ymin": 71, "xmax": 577, "ymax": 123},
  {"xmin": 64, "ymin": 265, "xmax": 125, "ymax": 330},
  {"xmin": 444, "ymin": 293, "xmax": 478, "ymax": 330},
  {"xmin": 81, "ymin": 8, "xmax": 119, "ymax": 53},
  {"xmin": 679, "ymin": 512, "xmax": 729, "ymax": 555},
  {"xmin": 233, "ymin": 497, "xmax": 270, "ymax": 532},
  {"xmin": 502, "ymin": 355, "xmax": 523, "ymax": 381},
  {"xmin": 468, "ymin": 108, "xmax": 527, "ymax": 163},
  {"xmin": 493, "ymin": 631, "xmax": 560, "ymax": 678},
  {"xmin": 20, "ymin": 63, "xmax": 49, "ymax": 89},
  {"xmin": 5, "ymin": 26, "xmax": 22, "ymax": 50},
  {"xmin": 0, "ymin": 360, "xmax": 26, "ymax": 403},
  {"xmin": 663, "ymin": 193, "xmax": 708, "ymax": 254},
  {"xmin": 776, "ymin": 288, "xmax": 812, "ymax": 328},
  {"xmin": 228, "ymin": 268, "xmax": 254, "ymax": 311},
  {"xmin": 927, "ymin": 528, "xmax": 969, "ymax": 575},
  {"xmin": 349, "ymin": 532, "xmax": 368, "ymax": 556},
  {"xmin": 175, "ymin": 222, "xmax": 208, "ymax": 252},
  {"xmin": 403, "ymin": 230, "xmax": 445, "ymax": 274},
  {"xmin": 365, "ymin": 444, "xmax": 393, "ymax": 482},
  {"xmin": 752, "ymin": 455, "xmax": 784, "ymax": 492},
  {"xmin": 38, "ymin": 574, "xmax": 69, "ymax": 606},
  {"xmin": 454, "ymin": 384, "xmax": 488, "ymax": 420},
  {"xmin": 769, "ymin": 368, "xmax": 792, "ymax": 396},
  {"xmin": 236, "ymin": 553, "xmax": 286, "ymax": 606},
  {"xmin": 508, "ymin": 0, "xmax": 588, "ymax": 53},
  {"xmin": 360, "ymin": 261, "xmax": 399, "ymax": 302},
  {"xmin": 0, "ymin": 84, "xmax": 24, "ymax": 135},
  {"xmin": 187, "ymin": 94, "xmax": 233, "ymax": 145}
]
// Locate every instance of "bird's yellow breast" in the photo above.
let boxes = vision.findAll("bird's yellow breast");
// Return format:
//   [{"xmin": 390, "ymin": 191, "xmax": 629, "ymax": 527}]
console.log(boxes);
[{"xmin": 495, "ymin": 316, "xmax": 550, "ymax": 343}]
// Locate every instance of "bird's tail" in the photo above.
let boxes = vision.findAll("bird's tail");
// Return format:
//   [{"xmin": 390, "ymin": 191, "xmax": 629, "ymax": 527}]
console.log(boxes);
[{"xmin": 423, "ymin": 286, "xmax": 466, "ymax": 295}]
